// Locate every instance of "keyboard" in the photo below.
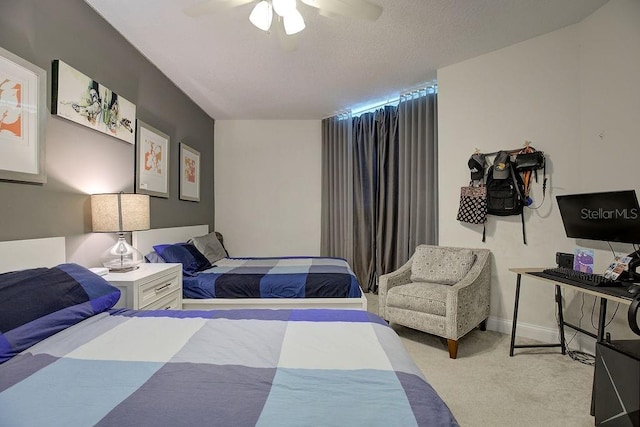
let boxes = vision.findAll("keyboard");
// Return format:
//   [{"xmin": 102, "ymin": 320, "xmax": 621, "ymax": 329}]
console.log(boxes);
[{"xmin": 539, "ymin": 267, "xmax": 622, "ymax": 287}]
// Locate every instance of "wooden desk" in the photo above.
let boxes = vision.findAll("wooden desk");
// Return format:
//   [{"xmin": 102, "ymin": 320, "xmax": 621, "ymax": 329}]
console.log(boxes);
[{"xmin": 508, "ymin": 268, "xmax": 633, "ymax": 357}]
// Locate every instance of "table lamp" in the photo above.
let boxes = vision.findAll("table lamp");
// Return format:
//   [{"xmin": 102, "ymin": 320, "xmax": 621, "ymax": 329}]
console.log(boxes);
[{"xmin": 91, "ymin": 193, "xmax": 150, "ymax": 272}]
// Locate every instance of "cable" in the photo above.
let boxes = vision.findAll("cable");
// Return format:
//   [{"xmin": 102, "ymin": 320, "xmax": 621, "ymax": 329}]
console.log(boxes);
[
  {"xmin": 562, "ymin": 294, "xmax": 595, "ymax": 366},
  {"xmin": 525, "ymin": 176, "xmax": 547, "ymax": 210},
  {"xmin": 607, "ymin": 241, "xmax": 617, "ymax": 259},
  {"xmin": 590, "ymin": 297, "xmax": 620, "ymax": 330}
]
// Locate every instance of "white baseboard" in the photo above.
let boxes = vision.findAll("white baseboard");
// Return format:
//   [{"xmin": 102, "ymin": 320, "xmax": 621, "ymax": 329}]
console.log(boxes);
[{"xmin": 487, "ymin": 316, "xmax": 596, "ymax": 355}]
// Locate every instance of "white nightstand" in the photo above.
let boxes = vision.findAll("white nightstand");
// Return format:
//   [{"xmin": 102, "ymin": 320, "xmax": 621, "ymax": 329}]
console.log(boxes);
[{"xmin": 104, "ymin": 263, "xmax": 183, "ymax": 310}]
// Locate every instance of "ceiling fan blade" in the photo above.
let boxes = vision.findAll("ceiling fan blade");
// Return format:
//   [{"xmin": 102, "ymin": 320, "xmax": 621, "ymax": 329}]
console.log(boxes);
[
  {"xmin": 302, "ymin": 0, "xmax": 382, "ymax": 21},
  {"xmin": 274, "ymin": 17, "xmax": 298, "ymax": 52},
  {"xmin": 184, "ymin": 0, "xmax": 255, "ymax": 17}
]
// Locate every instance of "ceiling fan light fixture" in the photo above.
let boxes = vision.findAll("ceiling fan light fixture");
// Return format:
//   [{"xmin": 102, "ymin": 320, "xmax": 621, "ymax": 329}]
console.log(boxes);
[
  {"xmin": 283, "ymin": 9, "xmax": 306, "ymax": 35},
  {"xmin": 272, "ymin": 0, "xmax": 297, "ymax": 17},
  {"xmin": 249, "ymin": 0, "xmax": 273, "ymax": 31}
]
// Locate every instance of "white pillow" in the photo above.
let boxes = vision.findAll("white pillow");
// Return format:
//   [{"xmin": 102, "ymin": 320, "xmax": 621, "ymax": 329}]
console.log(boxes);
[{"xmin": 410, "ymin": 247, "xmax": 475, "ymax": 285}]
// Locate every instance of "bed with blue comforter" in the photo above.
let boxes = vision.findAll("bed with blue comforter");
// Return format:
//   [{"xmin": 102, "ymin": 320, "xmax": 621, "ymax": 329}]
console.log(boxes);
[
  {"xmin": 141, "ymin": 232, "xmax": 366, "ymax": 309},
  {"xmin": 182, "ymin": 256, "xmax": 362, "ymax": 299},
  {"xmin": 0, "ymin": 264, "xmax": 457, "ymax": 426}
]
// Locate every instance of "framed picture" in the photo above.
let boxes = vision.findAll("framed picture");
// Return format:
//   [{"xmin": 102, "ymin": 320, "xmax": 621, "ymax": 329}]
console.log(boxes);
[
  {"xmin": 51, "ymin": 59, "xmax": 136, "ymax": 144},
  {"xmin": 136, "ymin": 120, "xmax": 170, "ymax": 198},
  {"xmin": 0, "ymin": 46, "xmax": 47, "ymax": 184},
  {"xmin": 179, "ymin": 143, "xmax": 200, "ymax": 202}
]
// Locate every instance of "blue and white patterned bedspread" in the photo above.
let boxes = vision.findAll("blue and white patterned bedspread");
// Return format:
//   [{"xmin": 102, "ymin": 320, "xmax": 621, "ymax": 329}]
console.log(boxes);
[
  {"xmin": 183, "ymin": 256, "xmax": 363, "ymax": 300},
  {"xmin": 0, "ymin": 308, "xmax": 457, "ymax": 427}
]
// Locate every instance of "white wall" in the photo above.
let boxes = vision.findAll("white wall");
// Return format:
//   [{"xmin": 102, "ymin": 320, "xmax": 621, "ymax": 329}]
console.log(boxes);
[
  {"xmin": 214, "ymin": 120, "xmax": 322, "ymax": 256},
  {"xmin": 438, "ymin": 0, "xmax": 640, "ymax": 347}
]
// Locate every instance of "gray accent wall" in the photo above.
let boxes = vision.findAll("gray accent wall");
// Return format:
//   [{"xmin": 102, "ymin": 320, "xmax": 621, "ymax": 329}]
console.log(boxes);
[{"xmin": 0, "ymin": 0, "xmax": 214, "ymax": 263}]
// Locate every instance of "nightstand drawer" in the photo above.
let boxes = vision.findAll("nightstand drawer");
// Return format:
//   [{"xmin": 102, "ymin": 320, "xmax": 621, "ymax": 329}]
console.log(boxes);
[
  {"xmin": 143, "ymin": 289, "xmax": 181, "ymax": 310},
  {"xmin": 104, "ymin": 263, "xmax": 182, "ymax": 310},
  {"xmin": 137, "ymin": 269, "xmax": 181, "ymax": 308}
]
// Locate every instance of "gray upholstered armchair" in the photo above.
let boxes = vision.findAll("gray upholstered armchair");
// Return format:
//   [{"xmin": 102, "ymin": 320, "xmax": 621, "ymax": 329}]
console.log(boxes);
[{"xmin": 379, "ymin": 245, "xmax": 491, "ymax": 359}]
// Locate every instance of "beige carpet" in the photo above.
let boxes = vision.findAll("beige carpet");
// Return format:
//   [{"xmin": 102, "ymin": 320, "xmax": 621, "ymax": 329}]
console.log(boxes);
[{"xmin": 366, "ymin": 293, "xmax": 595, "ymax": 426}]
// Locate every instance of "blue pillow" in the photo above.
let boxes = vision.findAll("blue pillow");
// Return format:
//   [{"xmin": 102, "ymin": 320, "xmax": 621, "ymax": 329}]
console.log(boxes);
[
  {"xmin": 153, "ymin": 243, "xmax": 211, "ymax": 274},
  {"xmin": 0, "ymin": 263, "xmax": 121, "ymax": 363}
]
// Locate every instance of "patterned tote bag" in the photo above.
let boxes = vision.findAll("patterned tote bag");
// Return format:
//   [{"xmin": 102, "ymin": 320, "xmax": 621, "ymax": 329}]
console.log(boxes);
[{"xmin": 456, "ymin": 183, "xmax": 487, "ymax": 224}]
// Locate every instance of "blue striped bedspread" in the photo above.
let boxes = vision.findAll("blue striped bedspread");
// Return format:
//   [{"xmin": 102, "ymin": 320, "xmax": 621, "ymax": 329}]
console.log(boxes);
[
  {"xmin": 0, "ymin": 308, "xmax": 457, "ymax": 426},
  {"xmin": 182, "ymin": 256, "xmax": 363, "ymax": 299}
]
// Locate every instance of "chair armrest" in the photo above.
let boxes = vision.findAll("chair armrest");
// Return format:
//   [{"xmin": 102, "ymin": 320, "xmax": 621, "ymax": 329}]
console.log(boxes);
[
  {"xmin": 378, "ymin": 255, "xmax": 414, "ymax": 319},
  {"xmin": 445, "ymin": 250, "xmax": 492, "ymax": 339}
]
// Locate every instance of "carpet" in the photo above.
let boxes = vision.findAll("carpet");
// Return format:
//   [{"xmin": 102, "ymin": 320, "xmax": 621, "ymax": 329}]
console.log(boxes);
[{"xmin": 366, "ymin": 292, "xmax": 594, "ymax": 426}]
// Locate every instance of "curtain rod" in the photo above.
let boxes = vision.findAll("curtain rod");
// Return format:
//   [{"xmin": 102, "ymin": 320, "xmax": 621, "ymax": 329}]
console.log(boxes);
[
  {"xmin": 327, "ymin": 83, "xmax": 439, "ymax": 119},
  {"xmin": 351, "ymin": 98, "xmax": 399, "ymax": 116},
  {"xmin": 352, "ymin": 84, "xmax": 438, "ymax": 116}
]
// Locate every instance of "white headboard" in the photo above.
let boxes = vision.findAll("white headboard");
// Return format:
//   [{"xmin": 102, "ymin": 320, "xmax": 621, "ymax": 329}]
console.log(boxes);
[
  {"xmin": 0, "ymin": 237, "xmax": 66, "ymax": 273},
  {"xmin": 132, "ymin": 225, "xmax": 210, "ymax": 255}
]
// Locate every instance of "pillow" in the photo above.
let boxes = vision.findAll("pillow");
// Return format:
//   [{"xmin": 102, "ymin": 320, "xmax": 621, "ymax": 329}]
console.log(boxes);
[
  {"xmin": 154, "ymin": 243, "xmax": 211, "ymax": 274},
  {"xmin": 0, "ymin": 263, "xmax": 121, "ymax": 363},
  {"xmin": 144, "ymin": 251, "xmax": 165, "ymax": 263},
  {"xmin": 188, "ymin": 232, "xmax": 228, "ymax": 264},
  {"xmin": 410, "ymin": 247, "xmax": 476, "ymax": 285}
]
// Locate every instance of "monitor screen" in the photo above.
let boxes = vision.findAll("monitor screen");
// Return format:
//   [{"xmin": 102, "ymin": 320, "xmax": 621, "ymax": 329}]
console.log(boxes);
[{"xmin": 556, "ymin": 190, "xmax": 640, "ymax": 244}]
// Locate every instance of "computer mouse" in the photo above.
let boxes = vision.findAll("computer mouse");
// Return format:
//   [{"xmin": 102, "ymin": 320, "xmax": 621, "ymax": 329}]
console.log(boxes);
[{"xmin": 628, "ymin": 284, "xmax": 640, "ymax": 296}]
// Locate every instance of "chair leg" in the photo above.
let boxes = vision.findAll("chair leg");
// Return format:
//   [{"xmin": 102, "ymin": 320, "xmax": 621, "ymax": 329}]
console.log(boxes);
[
  {"xmin": 479, "ymin": 319, "xmax": 487, "ymax": 331},
  {"xmin": 447, "ymin": 339, "xmax": 458, "ymax": 359}
]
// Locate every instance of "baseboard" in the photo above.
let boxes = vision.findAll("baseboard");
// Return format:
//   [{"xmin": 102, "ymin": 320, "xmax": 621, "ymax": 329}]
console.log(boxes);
[{"xmin": 487, "ymin": 316, "xmax": 596, "ymax": 355}]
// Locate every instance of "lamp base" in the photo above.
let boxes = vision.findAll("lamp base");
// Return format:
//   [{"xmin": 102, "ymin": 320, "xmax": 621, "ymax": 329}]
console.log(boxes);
[
  {"xmin": 101, "ymin": 234, "xmax": 144, "ymax": 272},
  {"xmin": 104, "ymin": 264, "xmax": 139, "ymax": 273}
]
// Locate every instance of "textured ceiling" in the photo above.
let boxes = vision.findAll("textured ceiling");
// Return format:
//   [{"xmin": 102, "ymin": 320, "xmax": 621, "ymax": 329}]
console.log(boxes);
[{"xmin": 84, "ymin": 0, "xmax": 608, "ymax": 120}]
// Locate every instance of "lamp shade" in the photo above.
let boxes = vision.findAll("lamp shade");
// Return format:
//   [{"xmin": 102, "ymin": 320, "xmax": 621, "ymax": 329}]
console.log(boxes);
[{"xmin": 91, "ymin": 193, "xmax": 150, "ymax": 232}]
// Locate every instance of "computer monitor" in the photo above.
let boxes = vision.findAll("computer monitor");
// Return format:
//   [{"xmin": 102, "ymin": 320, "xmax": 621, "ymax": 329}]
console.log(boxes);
[
  {"xmin": 557, "ymin": 190, "xmax": 640, "ymax": 281},
  {"xmin": 556, "ymin": 190, "xmax": 640, "ymax": 244}
]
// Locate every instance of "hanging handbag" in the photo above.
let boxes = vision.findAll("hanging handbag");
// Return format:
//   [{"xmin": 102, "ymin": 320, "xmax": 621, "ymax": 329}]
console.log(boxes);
[
  {"xmin": 514, "ymin": 151, "xmax": 545, "ymax": 171},
  {"xmin": 456, "ymin": 183, "xmax": 487, "ymax": 224}
]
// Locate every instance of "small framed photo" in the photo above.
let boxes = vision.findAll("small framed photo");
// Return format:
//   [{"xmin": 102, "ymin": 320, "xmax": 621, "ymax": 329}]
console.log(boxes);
[
  {"xmin": 136, "ymin": 120, "xmax": 170, "ymax": 198},
  {"xmin": 0, "ymin": 46, "xmax": 47, "ymax": 184},
  {"xmin": 179, "ymin": 142, "xmax": 200, "ymax": 202}
]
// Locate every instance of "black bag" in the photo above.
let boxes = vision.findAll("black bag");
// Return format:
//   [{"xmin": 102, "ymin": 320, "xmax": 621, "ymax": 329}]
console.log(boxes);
[
  {"xmin": 486, "ymin": 151, "xmax": 527, "ymax": 243},
  {"xmin": 514, "ymin": 151, "xmax": 545, "ymax": 171},
  {"xmin": 456, "ymin": 183, "xmax": 487, "ymax": 224}
]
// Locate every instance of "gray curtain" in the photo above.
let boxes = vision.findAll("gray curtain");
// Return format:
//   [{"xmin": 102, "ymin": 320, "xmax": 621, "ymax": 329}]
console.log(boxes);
[
  {"xmin": 321, "ymin": 89, "xmax": 438, "ymax": 293},
  {"xmin": 351, "ymin": 106, "xmax": 399, "ymax": 292},
  {"xmin": 373, "ymin": 107, "xmax": 399, "ymax": 289},
  {"xmin": 395, "ymin": 90, "xmax": 438, "ymax": 266},
  {"xmin": 320, "ymin": 114, "xmax": 353, "ymax": 264}
]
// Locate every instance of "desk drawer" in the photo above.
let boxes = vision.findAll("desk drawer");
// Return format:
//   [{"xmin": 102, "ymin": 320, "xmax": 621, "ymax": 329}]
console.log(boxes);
[
  {"xmin": 142, "ymin": 290, "xmax": 182, "ymax": 310},
  {"xmin": 137, "ymin": 269, "xmax": 181, "ymax": 308}
]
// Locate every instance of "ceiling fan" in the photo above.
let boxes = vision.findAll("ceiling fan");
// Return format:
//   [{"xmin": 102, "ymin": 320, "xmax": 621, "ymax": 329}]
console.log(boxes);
[{"xmin": 184, "ymin": 0, "xmax": 383, "ymax": 41}]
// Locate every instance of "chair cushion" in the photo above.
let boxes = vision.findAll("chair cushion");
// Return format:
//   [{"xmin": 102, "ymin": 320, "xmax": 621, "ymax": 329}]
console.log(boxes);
[
  {"xmin": 410, "ymin": 246, "xmax": 475, "ymax": 285},
  {"xmin": 386, "ymin": 283, "xmax": 447, "ymax": 316}
]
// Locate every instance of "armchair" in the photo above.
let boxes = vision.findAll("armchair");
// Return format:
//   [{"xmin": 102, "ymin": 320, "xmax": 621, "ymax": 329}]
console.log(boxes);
[{"xmin": 379, "ymin": 245, "xmax": 491, "ymax": 359}]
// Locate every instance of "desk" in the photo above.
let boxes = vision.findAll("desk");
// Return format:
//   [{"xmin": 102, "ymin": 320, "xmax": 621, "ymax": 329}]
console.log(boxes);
[
  {"xmin": 509, "ymin": 268, "xmax": 635, "ymax": 418},
  {"xmin": 509, "ymin": 268, "xmax": 633, "ymax": 357}
]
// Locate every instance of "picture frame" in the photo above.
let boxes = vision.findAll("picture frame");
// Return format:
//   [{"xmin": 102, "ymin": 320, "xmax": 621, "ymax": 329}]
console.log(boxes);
[
  {"xmin": 0, "ymin": 46, "xmax": 47, "ymax": 184},
  {"xmin": 135, "ymin": 120, "xmax": 170, "ymax": 198},
  {"xmin": 179, "ymin": 143, "xmax": 200, "ymax": 202},
  {"xmin": 51, "ymin": 59, "xmax": 136, "ymax": 144}
]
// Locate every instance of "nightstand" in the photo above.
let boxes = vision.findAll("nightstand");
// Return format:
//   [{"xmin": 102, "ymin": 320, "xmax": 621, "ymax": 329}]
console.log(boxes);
[{"xmin": 104, "ymin": 263, "xmax": 183, "ymax": 310}]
